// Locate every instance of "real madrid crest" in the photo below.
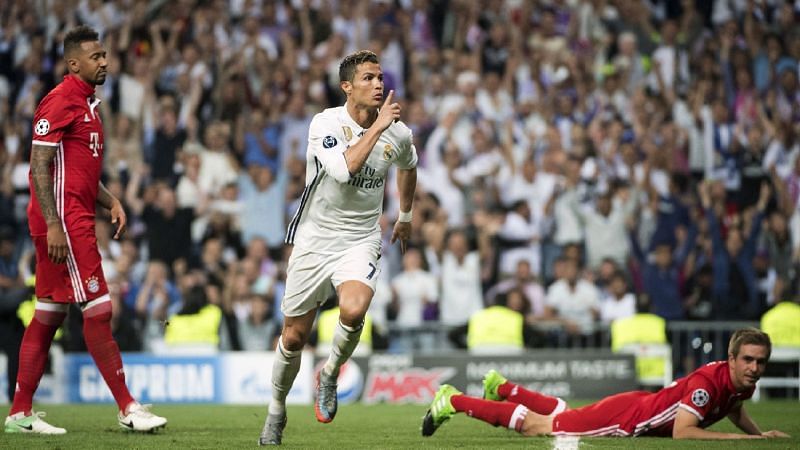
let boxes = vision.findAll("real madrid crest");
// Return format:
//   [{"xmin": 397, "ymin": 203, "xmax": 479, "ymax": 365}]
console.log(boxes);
[
  {"xmin": 383, "ymin": 144, "xmax": 394, "ymax": 161},
  {"xmin": 342, "ymin": 126, "xmax": 353, "ymax": 142}
]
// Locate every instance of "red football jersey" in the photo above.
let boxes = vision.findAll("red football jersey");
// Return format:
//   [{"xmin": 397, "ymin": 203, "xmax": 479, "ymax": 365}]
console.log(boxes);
[
  {"xmin": 28, "ymin": 74, "xmax": 104, "ymax": 236},
  {"xmin": 635, "ymin": 360, "xmax": 753, "ymax": 436},
  {"xmin": 552, "ymin": 360, "xmax": 753, "ymax": 437}
]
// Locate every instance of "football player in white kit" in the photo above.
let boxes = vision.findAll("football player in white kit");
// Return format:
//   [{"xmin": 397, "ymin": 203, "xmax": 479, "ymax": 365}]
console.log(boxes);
[{"xmin": 259, "ymin": 50, "xmax": 417, "ymax": 445}]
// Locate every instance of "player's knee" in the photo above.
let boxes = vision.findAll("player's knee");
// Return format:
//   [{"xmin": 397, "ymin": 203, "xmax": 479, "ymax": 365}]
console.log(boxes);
[
  {"xmin": 338, "ymin": 297, "xmax": 370, "ymax": 327},
  {"xmin": 520, "ymin": 414, "xmax": 552, "ymax": 437},
  {"xmin": 281, "ymin": 330, "xmax": 308, "ymax": 352},
  {"xmin": 33, "ymin": 302, "xmax": 69, "ymax": 326},
  {"xmin": 81, "ymin": 297, "xmax": 113, "ymax": 322},
  {"xmin": 338, "ymin": 308, "xmax": 366, "ymax": 329}
]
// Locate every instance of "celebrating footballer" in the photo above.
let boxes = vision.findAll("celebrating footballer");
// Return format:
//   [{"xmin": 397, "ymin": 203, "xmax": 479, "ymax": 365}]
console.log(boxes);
[{"xmin": 259, "ymin": 50, "xmax": 417, "ymax": 445}]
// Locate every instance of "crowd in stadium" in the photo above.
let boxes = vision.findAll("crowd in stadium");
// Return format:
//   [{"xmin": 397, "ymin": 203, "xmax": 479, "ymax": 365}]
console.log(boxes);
[{"xmin": 0, "ymin": 0, "xmax": 798, "ymax": 355}]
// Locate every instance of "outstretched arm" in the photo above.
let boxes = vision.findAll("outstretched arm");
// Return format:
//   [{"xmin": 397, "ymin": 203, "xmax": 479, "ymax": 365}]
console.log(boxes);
[
  {"xmin": 673, "ymin": 408, "xmax": 763, "ymax": 440},
  {"xmin": 728, "ymin": 402, "xmax": 789, "ymax": 438}
]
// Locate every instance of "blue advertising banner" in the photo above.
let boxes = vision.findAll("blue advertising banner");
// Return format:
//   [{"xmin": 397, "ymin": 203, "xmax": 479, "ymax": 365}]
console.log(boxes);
[{"xmin": 65, "ymin": 354, "xmax": 222, "ymax": 404}]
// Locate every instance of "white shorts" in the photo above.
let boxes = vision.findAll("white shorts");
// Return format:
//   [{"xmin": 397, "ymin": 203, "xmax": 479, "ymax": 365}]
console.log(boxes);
[{"xmin": 282, "ymin": 241, "xmax": 381, "ymax": 317}]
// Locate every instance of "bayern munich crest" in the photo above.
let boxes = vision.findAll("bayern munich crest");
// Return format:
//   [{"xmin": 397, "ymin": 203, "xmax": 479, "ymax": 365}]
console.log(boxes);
[
  {"xmin": 691, "ymin": 388, "xmax": 709, "ymax": 407},
  {"xmin": 86, "ymin": 276, "xmax": 100, "ymax": 293},
  {"xmin": 34, "ymin": 119, "xmax": 50, "ymax": 136}
]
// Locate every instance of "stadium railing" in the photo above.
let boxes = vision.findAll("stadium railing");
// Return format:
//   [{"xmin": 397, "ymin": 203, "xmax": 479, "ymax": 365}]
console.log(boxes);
[
  {"xmin": 386, "ymin": 320, "xmax": 763, "ymax": 375},
  {"xmin": 751, "ymin": 346, "xmax": 800, "ymax": 402}
]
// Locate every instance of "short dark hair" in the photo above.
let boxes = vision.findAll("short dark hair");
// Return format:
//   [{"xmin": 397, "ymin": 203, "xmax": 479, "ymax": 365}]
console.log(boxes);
[
  {"xmin": 339, "ymin": 50, "xmax": 379, "ymax": 82},
  {"xmin": 64, "ymin": 25, "xmax": 99, "ymax": 56},
  {"xmin": 728, "ymin": 327, "xmax": 772, "ymax": 359}
]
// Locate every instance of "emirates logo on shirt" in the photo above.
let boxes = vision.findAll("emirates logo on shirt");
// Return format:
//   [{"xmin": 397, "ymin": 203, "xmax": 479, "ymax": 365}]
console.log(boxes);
[{"xmin": 34, "ymin": 119, "xmax": 50, "ymax": 136}]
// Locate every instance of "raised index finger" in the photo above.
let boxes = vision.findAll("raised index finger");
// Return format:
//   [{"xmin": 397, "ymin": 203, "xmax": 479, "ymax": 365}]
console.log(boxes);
[{"xmin": 383, "ymin": 89, "xmax": 394, "ymax": 107}]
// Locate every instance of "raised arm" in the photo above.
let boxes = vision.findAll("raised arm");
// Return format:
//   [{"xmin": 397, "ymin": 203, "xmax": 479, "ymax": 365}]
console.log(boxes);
[
  {"xmin": 313, "ymin": 91, "xmax": 401, "ymax": 184},
  {"xmin": 30, "ymin": 143, "xmax": 67, "ymax": 264},
  {"xmin": 343, "ymin": 90, "xmax": 401, "ymax": 176}
]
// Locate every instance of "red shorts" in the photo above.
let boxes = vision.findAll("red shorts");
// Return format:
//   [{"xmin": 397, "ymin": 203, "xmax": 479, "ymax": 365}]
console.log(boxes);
[
  {"xmin": 551, "ymin": 391, "xmax": 650, "ymax": 437},
  {"xmin": 33, "ymin": 229, "xmax": 108, "ymax": 303}
]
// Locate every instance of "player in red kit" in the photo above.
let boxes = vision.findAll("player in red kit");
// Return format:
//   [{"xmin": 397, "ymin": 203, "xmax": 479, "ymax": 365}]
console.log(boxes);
[
  {"xmin": 4, "ymin": 25, "xmax": 167, "ymax": 435},
  {"xmin": 423, "ymin": 328, "xmax": 790, "ymax": 440}
]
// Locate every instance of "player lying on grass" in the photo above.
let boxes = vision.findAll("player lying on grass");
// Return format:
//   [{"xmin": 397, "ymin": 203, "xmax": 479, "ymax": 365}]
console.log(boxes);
[{"xmin": 423, "ymin": 328, "xmax": 790, "ymax": 439}]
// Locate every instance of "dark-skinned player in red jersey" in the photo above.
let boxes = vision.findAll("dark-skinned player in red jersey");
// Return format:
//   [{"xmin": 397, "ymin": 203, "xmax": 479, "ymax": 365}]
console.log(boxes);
[
  {"xmin": 4, "ymin": 25, "xmax": 166, "ymax": 435},
  {"xmin": 423, "ymin": 328, "xmax": 790, "ymax": 440}
]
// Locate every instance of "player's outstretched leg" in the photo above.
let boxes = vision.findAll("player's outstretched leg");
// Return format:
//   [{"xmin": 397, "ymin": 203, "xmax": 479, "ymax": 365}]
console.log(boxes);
[
  {"xmin": 421, "ymin": 384, "xmax": 461, "ymax": 436},
  {"xmin": 316, "ymin": 320, "xmax": 363, "ymax": 423},
  {"xmin": 259, "ymin": 413, "xmax": 287, "ymax": 446},
  {"xmin": 424, "ymin": 384, "xmax": 533, "ymax": 437},
  {"xmin": 483, "ymin": 370, "xmax": 567, "ymax": 416}
]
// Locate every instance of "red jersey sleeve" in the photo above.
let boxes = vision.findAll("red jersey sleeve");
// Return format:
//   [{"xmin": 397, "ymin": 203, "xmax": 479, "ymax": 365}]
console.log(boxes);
[
  {"xmin": 677, "ymin": 374, "xmax": 718, "ymax": 421},
  {"xmin": 32, "ymin": 94, "xmax": 77, "ymax": 147}
]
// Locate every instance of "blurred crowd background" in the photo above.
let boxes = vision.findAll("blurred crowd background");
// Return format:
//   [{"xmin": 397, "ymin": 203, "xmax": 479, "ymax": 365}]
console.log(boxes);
[{"xmin": 0, "ymin": 0, "xmax": 799, "ymax": 361}]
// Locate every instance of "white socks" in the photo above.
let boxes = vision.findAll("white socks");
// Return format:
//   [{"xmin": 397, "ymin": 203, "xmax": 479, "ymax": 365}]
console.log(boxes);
[
  {"xmin": 269, "ymin": 338, "xmax": 301, "ymax": 416},
  {"xmin": 323, "ymin": 320, "xmax": 363, "ymax": 377}
]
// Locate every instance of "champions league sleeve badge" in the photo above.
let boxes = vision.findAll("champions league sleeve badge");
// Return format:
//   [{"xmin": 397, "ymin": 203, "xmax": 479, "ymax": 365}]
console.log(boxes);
[
  {"xmin": 691, "ymin": 389, "xmax": 709, "ymax": 407},
  {"xmin": 35, "ymin": 119, "xmax": 51, "ymax": 136},
  {"xmin": 323, "ymin": 136, "xmax": 338, "ymax": 148}
]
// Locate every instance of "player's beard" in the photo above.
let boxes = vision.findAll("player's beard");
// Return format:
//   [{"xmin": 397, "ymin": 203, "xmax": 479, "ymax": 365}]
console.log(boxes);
[{"xmin": 94, "ymin": 72, "xmax": 107, "ymax": 85}]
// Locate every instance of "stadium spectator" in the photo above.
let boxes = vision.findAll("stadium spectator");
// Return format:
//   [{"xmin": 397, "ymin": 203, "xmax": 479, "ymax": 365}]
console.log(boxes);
[
  {"xmin": 126, "ymin": 178, "xmax": 194, "ymax": 270},
  {"xmin": 485, "ymin": 259, "xmax": 546, "ymax": 320},
  {"xmin": 700, "ymin": 181, "xmax": 770, "ymax": 319},
  {"xmin": 164, "ymin": 285, "xmax": 223, "ymax": 351},
  {"xmin": 390, "ymin": 247, "xmax": 438, "ymax": 330},
  {"xmin": 628, "ymin": 214, "xmax": 695, "ymax": 320},
  {"xmin": 599, "ymin": 271, "xmax": 636, "ymax": 326},
  {"xmin": 130, "ymin": 261, "xmax": 181, "ymax": 349},
  {"xmin": 439, "ymin": 229, "xmax": 483, "ymax": 327},
  {"xmin": 238, "ymin": 161, "xmax": 289, "ymax": 250},
  {"xmin": 544, "ymin": 257, "xmax": 600, "ymax": 337}
]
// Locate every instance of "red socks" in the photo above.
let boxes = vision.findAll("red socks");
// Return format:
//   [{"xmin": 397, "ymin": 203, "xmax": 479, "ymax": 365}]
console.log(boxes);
[
  {"xmin": 498, "ymin": 382, "xmax": 560, "ymax": 415},
  {"xmin": 10, "ymin": 308, "xmax": 66, "ymax": 415},
  {"xmin": 451, "ymin": 395, "xmax": 527, "ymax": 432},
  {"xmin": 82, "ymin": 300, "xmax": 135, "ymax": 412}
]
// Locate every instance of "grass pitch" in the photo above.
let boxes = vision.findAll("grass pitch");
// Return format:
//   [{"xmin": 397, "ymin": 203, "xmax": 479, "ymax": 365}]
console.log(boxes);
[{"xmin": 1, "ymin": 401, "xmax": 798, "ymax": 449}]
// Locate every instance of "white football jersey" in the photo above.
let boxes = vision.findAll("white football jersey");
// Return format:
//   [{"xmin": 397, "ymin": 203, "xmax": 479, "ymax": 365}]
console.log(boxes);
[{"xmin": 285, "ymin": 104, "xmax": 418, "ymax": 253}]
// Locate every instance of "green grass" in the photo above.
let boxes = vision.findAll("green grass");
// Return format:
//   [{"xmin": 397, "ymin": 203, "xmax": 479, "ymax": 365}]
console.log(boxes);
[{"xmin": 1, "ymin": 401, "xmax": 798, "ymax": 449}]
